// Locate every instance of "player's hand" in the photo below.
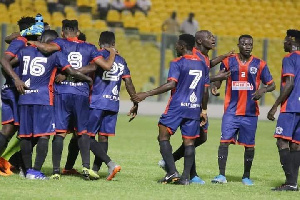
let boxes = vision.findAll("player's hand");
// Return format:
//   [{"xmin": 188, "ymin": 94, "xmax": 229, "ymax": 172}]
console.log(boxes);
[
  {"xmin": 200, "ymin": 112, "xmax": 208, "ymax": 127},
  {"xmin": 131, "ymin": 92, "xmax": 148, "ymax": 103},
  {"xmin": 104, "ymin": 47, "xmax": 118, "ymax": 54},
  {"xmin": 252, "ymin": 87, "xmax": 267, "ymax": 100},
  {"xmin": 211, "ymin": 84, "xmax": 220, "ymax": 96},
  {"xmin": 55, "ymin": 74, "xmax": 67, "ymax": 83},
  {"xmin": 27, "ymin": 40, "xmax": 36, "ymax": 46},
  {"xmin": 14, "ymin": 78, "xmax": 28, "ymax": 95},
  {"xmin": 87, "ymin": 77, "xmax": 93, "ymax": 86},
  {"xmin": 127, "ymin": 104, "xmax": 138, "ymax": 122},
  {"xmin": 267, "ymin": 106, "xmax": 277, "ymax": 121},
  {"xmin": 215, "ymin": 69, "xmax": 231, "ymax": 81},
  {"xmin": 10, "ymin": 32, "xmax": 21, "ymax": 40},
  {"xmin": 224, "ymin": 49, "xmax": 235, "ymax": 58}
]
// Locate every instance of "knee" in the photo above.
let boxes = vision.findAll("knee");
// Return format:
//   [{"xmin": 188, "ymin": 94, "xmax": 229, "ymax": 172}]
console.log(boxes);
[
  {"xmin": 276, "ymin": 138, "xmax": 289, "ymax": 150},
  {"xmin": 98, "ymin": 135, "xmax": 108, "ymax": 142},
  {"xmin": 195, "ymin": 132, "xmax": 207, "ymax": 147},
  {"xmin": 245, "ymin": 147, "xmax": 255, "ymax": 151},
  {"xmin": 183, "ymin": 138, "xmax": 195, "ymax": 146},
  {"xmin": 290, "ymin": 143, "xmax": 300, "ymax": 151},
  {"xmin": 220, "ymin": 142, "xmax": 230, "ymax": 147}
]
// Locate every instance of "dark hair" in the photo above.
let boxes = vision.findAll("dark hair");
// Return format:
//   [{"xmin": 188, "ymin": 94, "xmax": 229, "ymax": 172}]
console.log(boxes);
[
  {"xmin": 287, "ymin": 29, "xmax": 300, "ymax": 42},
  {"xmin": 17, "ymin": 16, "xmax": 35, "ymax": 31},
  {"xmin": 41, "ymin": 30, "xmax": 59, "ymax": 43},
  {"xmin": 62, "ymin": 19, "xmax": 78, "ymax": 31},
  {"xmin": 78, "ymin": 32, "xmax": 86, "ymax": 41},
  {"xmin": 99, "ymin": 31, "xmax": 115, "ymax": 45},
  {"xmin": 179, "ymin": 34, "xmax": 195, "ymax": 50},
  {"xmin": 238, "ymin": 34, "xmax": 253, "ymax": 42}
]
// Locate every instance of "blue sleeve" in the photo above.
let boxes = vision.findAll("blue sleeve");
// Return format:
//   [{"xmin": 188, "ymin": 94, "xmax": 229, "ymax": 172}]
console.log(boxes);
[
  {"xmin": 282, "ymin": 56, "xmax": 295, "ymax": 77},
  {"xmin": 5, "ymin": 39, "xmax": 25, "ymax": 57},
  {"xmin": 167, "ymin": 61, "xmax": 180, "ymax": 82},
  {"xmin": 205, "ymin": 65, "xmax": 210, "ymax": 86},
  {"xmin": 90, "ymin": 45, "xmax": 103, "ymax": 62},
  {"xmin": 55, "ymin": 52, "xmax": 71, "ymax": 70},
  {"xmin": 260, "ymin": 64, "xmax": 273, "ymax": 85},
  {"xmin": 122, "ymin": 60, "xmax": 131, "ymax": 77},
  {"xmin": 51, "ymin": 38, "xmax": 64, "ymax": 50}
]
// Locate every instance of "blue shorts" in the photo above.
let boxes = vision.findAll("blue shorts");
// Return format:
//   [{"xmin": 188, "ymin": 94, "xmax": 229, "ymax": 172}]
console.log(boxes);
[
  {"xmin": 158, "ymin": 114, "xmax": 201, "ymax": 139},
  {"xmin": 87, "ymin": 108, "xmax": 118, "ymax": 137},
  {"xmin": 1, "ymin": 87, "xmax": 19, "ymax": 125},
  {"xmin": 55, "ymin": 93, "xmax": 89, "ymax": 135},
  {"xmin": 274, "ymin": 112, "xmax": 300, "ymax": 144},
  {"xmin": 221, "ymin": 113, "xmax": 258, "ymax": 147},
  {"xmin": 18, "ymin": 105, "xmax": 55, "ymax": 138}
]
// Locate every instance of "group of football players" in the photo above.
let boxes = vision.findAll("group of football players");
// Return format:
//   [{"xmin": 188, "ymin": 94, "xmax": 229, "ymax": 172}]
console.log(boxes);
[{"xmin": 0, "ymin": 13, "xmax": 299, "ymax": 191}]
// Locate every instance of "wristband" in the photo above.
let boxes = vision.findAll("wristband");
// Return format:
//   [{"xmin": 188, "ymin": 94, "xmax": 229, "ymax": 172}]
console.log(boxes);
[{"xmin": 202, "ymin": 110, "xmax": 207, "ymax": 114}]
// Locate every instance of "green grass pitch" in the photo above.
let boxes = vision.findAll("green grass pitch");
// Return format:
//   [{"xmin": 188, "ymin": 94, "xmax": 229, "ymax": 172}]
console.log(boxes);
[{"xmin": 0, "ymin": 115, "xmax": 298, "ymax": 199}]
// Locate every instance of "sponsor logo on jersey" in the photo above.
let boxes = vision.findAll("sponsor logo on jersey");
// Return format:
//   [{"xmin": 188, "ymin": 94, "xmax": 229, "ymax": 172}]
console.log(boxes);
[
  {"xmin": 112, "ymin": 85, "xmax": 119, "ymax": 95},
  {"xmin": 190, "ymin": 92, "xmax": 197, "ymax": 103},
  {"xmin": 232, "ymin": 81, "xmax": 253, "ymax": 90}
]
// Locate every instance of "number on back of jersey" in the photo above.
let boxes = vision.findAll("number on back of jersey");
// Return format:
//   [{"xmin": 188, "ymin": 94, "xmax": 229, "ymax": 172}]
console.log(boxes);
[
  {"xmin": 68, "ymin": 52, "xmax": 82, "ymax": 69},
  {"xmin": 102, "ymin": 62, "xmax": 124, "ymax": 81},
  {"xmin": 22, "ymin": 56, "xmax": 47, "ymax": 76}
]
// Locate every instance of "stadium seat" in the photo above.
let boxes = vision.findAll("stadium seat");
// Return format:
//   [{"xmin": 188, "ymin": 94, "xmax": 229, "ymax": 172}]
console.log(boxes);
[
  {"xmin": 93, "ymin": 20, "xmax": 107, "ymax": 30},
  {"xmin": 107, "ymin": 10, "xmax": 121, "ymax": 23}
]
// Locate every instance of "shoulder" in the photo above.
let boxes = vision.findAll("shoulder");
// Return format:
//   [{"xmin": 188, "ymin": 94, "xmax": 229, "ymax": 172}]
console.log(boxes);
[
  {"xmin": 252, "ymin": 56, "xmax": 267, "ymax": 67},
  {"xmin": 171, "ymin": 56, "xmax": 183, "ymax": 63}
]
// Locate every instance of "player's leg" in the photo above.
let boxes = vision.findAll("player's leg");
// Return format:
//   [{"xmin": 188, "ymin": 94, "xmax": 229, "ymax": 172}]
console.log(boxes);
[
  {"xmin": 34, "ymin": 136, "xmax": 50, "ymax": 172},
  {"xmin": 212, "ymin": 113, "xmax": 238, "ymax": 184},
  {"xmin": 62, "ymin": 134, "xmax": 80, "ymax": 174},
  {"xmin": 289, "ymin": 142, "xmax": 300, "ymax": 190},
  {"xmin": 90, "ymin": 110, "xmax": 120, "ymax": 180},
  {"xmin": 238, "ymin": 116, "xmax": 257, "ymax": 185},
  {"xmin": 92, "ymin": 135, "xmax": 108, "ymax": 172}
]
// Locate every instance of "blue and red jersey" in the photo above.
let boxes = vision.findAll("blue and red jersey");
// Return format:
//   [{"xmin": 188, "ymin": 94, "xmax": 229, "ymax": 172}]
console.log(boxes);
[
  {"xmin": 280, "ymin": 51, "xmax": 300, "ymax": 113},
  {"xmin": 220, "ymin": 54, "xmax": 273, "ymax": 116},
  {"xmin": 89, "ymin": 49, "xmax": 131, "ymax": 112},
  {"xmin": 192, "ymin": 47, "xmax": 210, "ymax": 68},
  {"xmin": 164, "ymin": 54, "xmax": 210, "ymax": 120},
  {"xmin": 17, "ymin": 46, "xmax": 70, "ymax": 106},
  {"xmin": 51, "ymin": 37, "xmax": 102, "ymax": 97},
  {"xmin": 4, "ymin": 37, "xmax": 27, "ymax": 86}
]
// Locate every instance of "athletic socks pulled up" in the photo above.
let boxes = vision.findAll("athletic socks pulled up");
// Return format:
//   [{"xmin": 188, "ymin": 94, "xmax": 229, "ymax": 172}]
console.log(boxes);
[
  {"xmin": 78, "ymin": 134, "xmax": 91, "ymax": 169},
  {"xmin": 181, "ymin": 145, "xmax": 195, "ymax": 180},
  {"xmin": 52, "ymin": 135, "xmax": 64, "ymax": 174},
  {"xmin": 90, "ymin": 139, "xmax": 111, "ymax": 165},
  {"xmin": 159, "ymin": 140, "xmax": 177, "ymax": 174},
  {"xmin": 64, "ymin": 137, "xmax": 79, "ymax": 170},
  {"xmin": 34, "ymin": 137, "xmax": 49, "ymax": 171},
  {"xmin": 218, "ymin": 145, "xmax": 229, "ymax": 176},
  {"xmin": 92, "ymin": 142, "xmax": 108, "ymax": 172},
  {"xmin": 243, "ymin": 148, "xmax": 255, "ymax": 179}
]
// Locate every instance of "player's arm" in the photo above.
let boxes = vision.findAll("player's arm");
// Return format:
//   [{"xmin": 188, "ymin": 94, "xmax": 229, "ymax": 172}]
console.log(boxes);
[
  {"xmin": 63, "ymin": 66, "xmax": 93, "ymax": 86},
  {"xmin": 210, "ymin": 50, "xmax": 234, "ymax": 68},
  {"xmin": 27, "ymin": 41, "xmax": 60, "ymax": 54},
  {"xmin": 77, "ymin": 63, "xmax": 97, "ymax": 74},
  {"xmin": 200, "ymin": 86, "xmax": 209, "ymax": 126},
  {"xmin": 0, "ymin": 54, "xmax": 26, "ymax": 94},
  {"xmin": 267, "ymin": 76, "xmax": 293, "ymax": 121},
  {"xmin": 124, "ymin": 77, "xmax": 138, "ymax": 121},
  {"xmin": 5, "ymin": 32, "xmax": 21, "ymax": 44},
  {"xmin": 209, "ymin": 69, "xmax": 231, "ymax": 82},
  {"xmin": 94, "ymin": 48, "xmax": 116, "ymax": 71},
  {"xmin": 252, "ymin": 81, "xmax": 275, "ymax": 101},
  {"xmin": 131, "ymin": 80, "xmax": 176, "ymax": 103}
]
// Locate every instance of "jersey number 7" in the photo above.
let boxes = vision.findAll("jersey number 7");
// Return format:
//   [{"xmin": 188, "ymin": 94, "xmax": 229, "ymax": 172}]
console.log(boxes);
[{"xmin": 189, "ymin": 70, "xmax": 202, "ymax": 89}]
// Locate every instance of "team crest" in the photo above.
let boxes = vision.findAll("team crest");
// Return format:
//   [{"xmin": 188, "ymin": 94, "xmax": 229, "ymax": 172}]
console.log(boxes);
[
  {"xmin": 112, "ymin": 85, "xmax": 119, "ymax": 95},
  {"xmin": 275, "ymin": 127, "xmax": 283, "ymax": 135},
  {"xmin": 250, "ymin": 67, "xmax": 257, "ymax": 74},
  {"xmin": 190, "ymin": 92, "xmax": 197, "ymax": 103}
]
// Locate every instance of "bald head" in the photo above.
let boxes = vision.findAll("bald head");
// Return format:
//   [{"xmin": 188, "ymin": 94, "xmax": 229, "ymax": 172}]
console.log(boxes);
[
  {"xmin": 195, "ymin": 30, "xmax": 211, "ymax": 40},
  {"xmin": 195, "ymin": 30, "xmax": 215, "ymax": 51}
]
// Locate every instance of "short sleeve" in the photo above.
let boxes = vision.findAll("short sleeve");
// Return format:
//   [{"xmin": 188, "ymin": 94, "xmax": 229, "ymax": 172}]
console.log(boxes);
[
  {"xmin": 5, "ymin": 39, "xmax": 26, "ymax": 57},
  {"xmin": 167, "ymin": 61, "xmax": 180, "ymax": 82},
  {"xmin": 122, "ymin": 59, "xmax": 131, "ymax": 79},
  {"xmin": 204, "ymin": 65, "xmax": 210, "ymax": 86},
  {"xmin": 55, "ymin": 52, "xmax": 71, "ymax": 71},
  {"xmin": 260, "ymin": 64, "xmax": 273, "ymax": 85},
  {"xmin": 50, "ymin": 38, "xmax": 64, "ymax": 51},
  {"xmin": 282, "ymin": 56, "xmax": 295, "ymax": 77},
  {"xmin": 90, "ymin": 45, "xmax": 103, "ymax": 62}
]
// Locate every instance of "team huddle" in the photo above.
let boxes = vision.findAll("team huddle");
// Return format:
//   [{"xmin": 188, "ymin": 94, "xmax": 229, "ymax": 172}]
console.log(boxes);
[{"xmin": 0, "ymin": 14, "xmax": 299, "ymax": 192}]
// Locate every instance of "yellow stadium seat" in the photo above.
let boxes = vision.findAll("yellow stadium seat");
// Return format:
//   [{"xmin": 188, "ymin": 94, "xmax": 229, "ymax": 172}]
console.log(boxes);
[
  {"xmin": 51, "ymin": 12, "xmax": 65, "ymax": 27},
  {"xmin": 93, "ymin": 20, "xmax": 107, "ymax": 30},
  {"xmin": 107, "ymin": 10, "xmax": 121, "ymax": 22}
]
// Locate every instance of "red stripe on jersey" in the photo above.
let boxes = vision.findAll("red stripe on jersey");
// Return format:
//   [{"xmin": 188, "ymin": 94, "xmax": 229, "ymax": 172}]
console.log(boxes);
[
  {"xmin": 266, "ymin": 80, "xmax": 274, "ymax": 85},
  {"xmin": 224, "ymin": 76, "xmax": 232, "ymax": 113},
  {"xmin": 236, "ymin": 56, "xmax": 253, "ymax": 115},
  {"xmin": 122, "ymin": 75, "xmax": 131, "ymax": 79},
  {"xmin": 4, "ymin": 51, "xmax": 16, "ymax": 57},
  {"xmin": 222, "ymin": 57, "xmax": 230, "ymax": 70},
  {"xmin": 1, "ymin": 119, "xmax": 14, "ymax": 125},
  {"xmin": 282, "ymin": 73, "xmax": 295, "ymax": 77},
  {"xmin": 17, "ymin": 36, "xmax": 27, "ymax": 44},
  {"xmin": 167, "ymin": 77, "xmax": 178, "ymax": 82},
  {"xmin": 48, "ymin": 68, "xmax": 57, "ymax": 106},
  {"xmin": 182, "ymin": 135, "xmax": 200, "ymax": 139},
  {"xmin": 254, "ymin": 60, "xmax": 265, "ymax": 115},
  {"xmin": 62, "ymin": 65, "xmax": 71, "ymax": 71},
  {"xmin": 205, "ymin": 84, "xmax": 210, "ymax": 87},
  {"xmin": 274, "ymin": 134, "xmax": 292, "ymax": 140},
  {"xmin": 92, "ymin": 55, "xmax": 103, "ymax": 62},
  {"xmin": 192, "ymin": 47, "xmax": 209, "ymax": 67},
  {"xmin": 164, "ymin": 88, "xmax": 176, "ymax": 114},
  {"xmin": 280, "ymin": 99, "xmax": 288, "ymax": 112}
]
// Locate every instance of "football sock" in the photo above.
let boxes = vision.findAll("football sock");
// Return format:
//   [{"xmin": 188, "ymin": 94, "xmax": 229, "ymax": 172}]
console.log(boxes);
[
  {"xmin": 172, "ymin": 143, "xmax": 185, "ymax": 161},
  {"xmin": 159, "ymin": 140, "xmax": 177, "ymax": 174},
  {"xmin": 0, "ymin": 133, "xmax": 8, "ymax": 155},
  {"xmin": 64, "ymin": 137, "xmax": 79, "ymax": 170},
  {"xmin": 8, "ymin": 151, "xmax": 22, "ymax": 168},
  {"xmin": 290, "ymin": 150, "xmax": 300, "ymax": 185},
  {"xmin": 182, "ymin": 145, "xmax": 195, "ymax": 180},
  {"xmin": 34, "ymin": 137, "xmax": 49, "ymax": 171},
  {"xmin": 194, "ymin": 134, "xmax": 207, "ymax": 147},
  {"xmin": 78, "ymin": 134, "xmax": 90, "ymax": 169},
  {"xmin": 52, "ymin": 135, "xmax": 65, "ymax": 174},
  {"xmin": 90, "ymin": 139, "xmax": 111, "ymax": 165},
  {"xmin": 243, "ymin": 148, "xmax": 255, "ymax": 178},
  {"xmin": 190, "ymin": 161, "xmax": 198, "ymax": 179},
  {"xmin": 20, "ymin": 138, "xmax": 33, "ymax": 170},
  {"xmin": 218, "ymin": 145, "xmax": 229, "ymax": 176},
  {"xmin": 92, "ymin": 142, "xmax": 108, "ymax": 171},
  {"xmin": 279, "ymin": 148, "xmax": 293, "ymax": 185}
]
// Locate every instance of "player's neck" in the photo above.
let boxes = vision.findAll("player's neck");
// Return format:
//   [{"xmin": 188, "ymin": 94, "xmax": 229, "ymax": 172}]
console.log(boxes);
[
  {"xmin": 183, "ymin": 50, "xmax": 193, "ymax": 56},
  {"xmin": 196, "ymin": 45, "xmax": 209, "ymax": 56},
  {"xmin": 238, "ymin": 53, "xmax": 251, "ymax": 63}
]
